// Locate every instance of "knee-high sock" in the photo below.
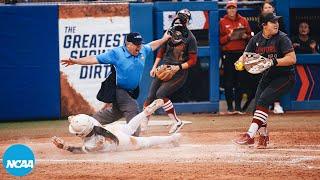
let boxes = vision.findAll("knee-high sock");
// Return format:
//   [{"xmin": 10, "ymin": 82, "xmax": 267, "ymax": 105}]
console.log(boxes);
[
  {"xmin": 142, "ymin": 101, "xmax": 151, "ymax": 122},
  {"xmin": 123, "ymin": 112, "xmax": 147, "ymax": 135},
  {"xmin": 247, "ymin": 106, "xmax": 269, "ymax": 138},
  {"xmin": 162, "ymin": 98, "xmax": 180, "ymax": 122},
  {"xmin": 143, "ymin": 101, "xmax": 150, "ymax": 109}
]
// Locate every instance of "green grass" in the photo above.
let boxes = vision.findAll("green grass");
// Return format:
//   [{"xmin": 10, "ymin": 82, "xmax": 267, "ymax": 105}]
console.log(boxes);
[
  {"xmin": 0, "ymin": 119, "xmax": 70, "ymax": 141},
  {"xmin": 0, "ymin": 120, "xmax": 65, "ymax": 129}
]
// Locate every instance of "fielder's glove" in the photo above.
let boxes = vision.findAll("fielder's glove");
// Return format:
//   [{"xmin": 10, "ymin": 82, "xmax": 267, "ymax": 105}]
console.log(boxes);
[
  {"xmin": 243, "ymin": 52, "xmax": 278, "ymax": 74},
  {"xmin": 51, "ymin": 136, "xmax": 69, "ymax": 150},
  {"xmin": 155, "ymin": 65, "xmax": 181, "ymax": 81}
]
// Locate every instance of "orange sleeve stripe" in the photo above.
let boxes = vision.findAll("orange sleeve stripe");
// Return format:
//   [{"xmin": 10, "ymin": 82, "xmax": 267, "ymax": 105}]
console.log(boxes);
[
  {"xmin": 156, "ymin": 47, "xmax": 165, "ymax": 59},
  {"xmin": 186, "ymin": 53, "xmax": 197, "ymax": 67}
]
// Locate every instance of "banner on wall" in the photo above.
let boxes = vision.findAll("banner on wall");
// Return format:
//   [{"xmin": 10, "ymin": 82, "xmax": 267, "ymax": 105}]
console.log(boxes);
[{"xmin": 59, "ymin": 4, "xmax": 130, "ymax": 116}]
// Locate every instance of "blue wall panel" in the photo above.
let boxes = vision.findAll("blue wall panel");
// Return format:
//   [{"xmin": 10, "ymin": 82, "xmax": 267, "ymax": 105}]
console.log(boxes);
[
  {"xmin": 0, "ymin": 5, "xmax": 60, "ymax": 120},
  {"xmin": 129, "ymin": 3, "xmax": 154, "ymax": 108}
]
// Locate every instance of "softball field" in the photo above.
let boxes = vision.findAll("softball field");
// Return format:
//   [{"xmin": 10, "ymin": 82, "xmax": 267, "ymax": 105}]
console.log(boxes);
[{"xmin": 1, "ymin": 112, "xmax": 320, "ymax": 179}]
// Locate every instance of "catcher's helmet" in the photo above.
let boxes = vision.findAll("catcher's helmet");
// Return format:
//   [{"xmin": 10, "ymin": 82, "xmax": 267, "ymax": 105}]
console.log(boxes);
[
  {"xmin": 68, "ymin": 114, "xmax": 94, "ymax": 137},
  {"xmin": 169, "ymin": 18, "xmax": 188, "ymax": 37},
  {"xmin": 168, "ymin": 22, "xmax": 187, "ymax": 46},
  {"xmin": 177, "ymin": 8, "xmax": 191, "ymax": 23}
]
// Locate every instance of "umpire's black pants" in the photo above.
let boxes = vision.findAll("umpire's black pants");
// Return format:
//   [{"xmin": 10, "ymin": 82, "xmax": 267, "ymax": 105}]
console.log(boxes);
[{"xmin": 93, "ymin": 88, "xmax": 140, "ymax": 136}]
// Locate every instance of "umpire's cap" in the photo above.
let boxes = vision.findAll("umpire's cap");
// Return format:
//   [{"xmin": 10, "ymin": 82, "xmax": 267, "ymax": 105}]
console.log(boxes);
[
  {"xmin": 126, "ymin": 32, "xmax": 144, "ymax": 45},
  {"xmin": 260, "ymin": 13, "xmax": 281, "ymax": 25}
]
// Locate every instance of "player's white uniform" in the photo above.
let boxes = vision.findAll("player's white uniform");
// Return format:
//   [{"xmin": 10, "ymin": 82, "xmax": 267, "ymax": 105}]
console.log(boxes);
[{"xmin": 82, "ymin": 112, "xmax": 179, "ymax": 153}]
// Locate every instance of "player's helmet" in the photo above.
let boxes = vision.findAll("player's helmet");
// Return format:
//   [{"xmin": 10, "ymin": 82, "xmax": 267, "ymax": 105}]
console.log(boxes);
[
  {"xmin": 177, "ymin": 8, "xmax": 191, "ymax": 24},
  {"xmin": 68, "ymin": 114, "xmax": 94, "ymax": 137}
]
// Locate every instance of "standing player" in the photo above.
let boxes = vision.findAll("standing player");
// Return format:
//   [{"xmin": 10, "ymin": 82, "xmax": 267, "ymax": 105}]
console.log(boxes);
[
  {"xmin": 51, "ymin": 99, "xmax": 181, "ymax": 153},
  {"xmin": 143, "ymin": 9, "xmax": 198, "ymax": 134},
  {"xmin": 233, "ymin": 13, "xmax": 296, "ymax": 148},
  {"xmin": 61, "ymin": 32, "xmax": 170, "ymax": 136},
  {"xmin": 260, "ymin": 1, "xmax": 286, "ymax": 114}
]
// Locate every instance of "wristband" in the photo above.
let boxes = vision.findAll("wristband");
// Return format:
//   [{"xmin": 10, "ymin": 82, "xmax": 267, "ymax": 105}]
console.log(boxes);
[{"xmin": 272, "ymin": 59, "xmax": 278, "ymax": 66}]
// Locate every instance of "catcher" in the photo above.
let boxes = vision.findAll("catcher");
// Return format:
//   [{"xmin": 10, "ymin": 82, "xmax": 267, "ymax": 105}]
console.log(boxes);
[
  {"xmin": 233, "ymin": 13, "xmax": 296, "ymax": 149},
  {"xmin": 143, "ymin": 9, "xmax": 198, "ymax": 134},
  {"xmin": 51, "ymin": 99, "xmax": 181, "ymax": 153}
]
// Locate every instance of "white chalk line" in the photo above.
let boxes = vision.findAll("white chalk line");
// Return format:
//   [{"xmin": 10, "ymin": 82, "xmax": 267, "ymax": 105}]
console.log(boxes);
[
  {"xmin": 1, "ymin": 157, "xmax": 318, "ymax": 170},
  {"xmin": 180, "ymin": 144, "xmax": 320, "ymax": 152},
  {"xmin": 112, "ymin": 120, "xmax": 192, "ymax": 126}
]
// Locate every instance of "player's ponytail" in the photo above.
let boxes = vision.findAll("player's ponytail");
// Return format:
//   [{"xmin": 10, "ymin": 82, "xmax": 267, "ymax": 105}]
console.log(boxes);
[{"xmin": 92, "ymin": 126, "xmax": 120, "ymax": 145}]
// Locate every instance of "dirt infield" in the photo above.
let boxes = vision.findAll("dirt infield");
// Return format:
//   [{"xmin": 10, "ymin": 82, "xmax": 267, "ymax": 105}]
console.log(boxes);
[{"xmin": 1, "ymin": 112, "xmax": 320, "ymax": 179}]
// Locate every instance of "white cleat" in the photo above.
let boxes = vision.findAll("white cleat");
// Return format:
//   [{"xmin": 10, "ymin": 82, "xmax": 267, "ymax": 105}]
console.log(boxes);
[
  {"xmin": 144, "ymin": 99, "xmax": 164, "ymax": 116},
  {"xmin": 168, "ymin": 121, "xmax": 184, "ymax": 134},
  {"xmin": 273, "ymin": 104, "xmax": 284, "ymax": 114}
]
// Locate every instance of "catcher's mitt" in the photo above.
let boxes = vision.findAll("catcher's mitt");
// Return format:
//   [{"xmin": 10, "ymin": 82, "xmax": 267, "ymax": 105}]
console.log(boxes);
[
  {"xmin": 155, "ymin": 65, "xmax": 179, "ymax": 81},
  {"xmin": 243, "ymin": 52, "xmax": 275, "ymax": 74}
]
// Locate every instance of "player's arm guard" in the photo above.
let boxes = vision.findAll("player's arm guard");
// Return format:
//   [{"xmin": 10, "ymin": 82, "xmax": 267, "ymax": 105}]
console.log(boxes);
[
  {"xmin": 155, "ymin": 65, "xmax": 181, "ymax": 81},
  {"xmin": 243, "ymin": 52, "xmax": 276, "ymax": 74},
  {"xmin": 65, "ymin": 146, "xmax": 87, "ymax": 154}
]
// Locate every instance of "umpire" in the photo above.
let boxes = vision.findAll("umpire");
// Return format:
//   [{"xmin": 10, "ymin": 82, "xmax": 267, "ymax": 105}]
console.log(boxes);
[
  {"xmin": 234, "ymin": 13, "xmax": 296, "ymax": 148},
  {"xmin": 61, "ymin": 32, "xmax": 171, "ymax": 136}
]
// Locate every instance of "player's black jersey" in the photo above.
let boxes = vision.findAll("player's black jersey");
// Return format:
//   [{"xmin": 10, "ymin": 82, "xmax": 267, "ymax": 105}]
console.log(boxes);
[
  {"xmin": 162, "ymin": 29, "xmax": 197, "ymax": 65},
  {"xmin": 245, "ymin": 31, "xmax": 295, "ymax": 77}
]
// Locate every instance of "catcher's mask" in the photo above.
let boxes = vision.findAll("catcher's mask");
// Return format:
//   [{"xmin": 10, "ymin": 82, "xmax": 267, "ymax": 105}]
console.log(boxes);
[
  {"xmin": 176, "ymin": 8, "xmax": 191, "ymax": 25},
  {"xmin": 168, "ymin": 30, "xmax": 186, "ymax": 47},
  {"xmin": 68, "ymin": 114, "xmax": 94, "ymax": 137},
  {"xmin": 170, "ymin": 18, "xmax": 189, "ymax": 38},
  {"xmin": 168, "ymin": 20, "xmax": 187, "ymax": 47}
]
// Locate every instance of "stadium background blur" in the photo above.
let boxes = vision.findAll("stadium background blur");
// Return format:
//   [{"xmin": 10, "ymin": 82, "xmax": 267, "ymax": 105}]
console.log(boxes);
[{"xmin": 0, "ymin": 0, "xmax": 319, "ymax": 120}]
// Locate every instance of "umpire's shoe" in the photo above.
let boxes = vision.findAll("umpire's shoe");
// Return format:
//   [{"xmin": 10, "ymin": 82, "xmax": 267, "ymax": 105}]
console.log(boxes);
[
  {"xmin": 234, "ymin": 133, "xmax": 254, "ymax": 145},
  {"xmin": 169, "ymin": 121, "xmax": 184, "ymax": 134},
  {"xmin": 144, "ymin": 99, "xmax": 164, "ymax": 116}
]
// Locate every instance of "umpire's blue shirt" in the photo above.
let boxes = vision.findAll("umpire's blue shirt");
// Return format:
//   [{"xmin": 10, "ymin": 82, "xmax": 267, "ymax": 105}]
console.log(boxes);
[{"xmin": 96, "ymin": 45, "xmax": 152, "ymax": 91}]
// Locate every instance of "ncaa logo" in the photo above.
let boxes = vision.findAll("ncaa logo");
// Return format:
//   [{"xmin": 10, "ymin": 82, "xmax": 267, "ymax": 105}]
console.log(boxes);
[{"xmin": 2, "ymin": 144, "xmax": 35, "ymax": 177}]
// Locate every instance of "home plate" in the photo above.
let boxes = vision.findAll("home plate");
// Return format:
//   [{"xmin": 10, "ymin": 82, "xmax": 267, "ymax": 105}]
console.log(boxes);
[{"xmin": 113, "ymin": 120, "xmax": 192, "ymax": 126}]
